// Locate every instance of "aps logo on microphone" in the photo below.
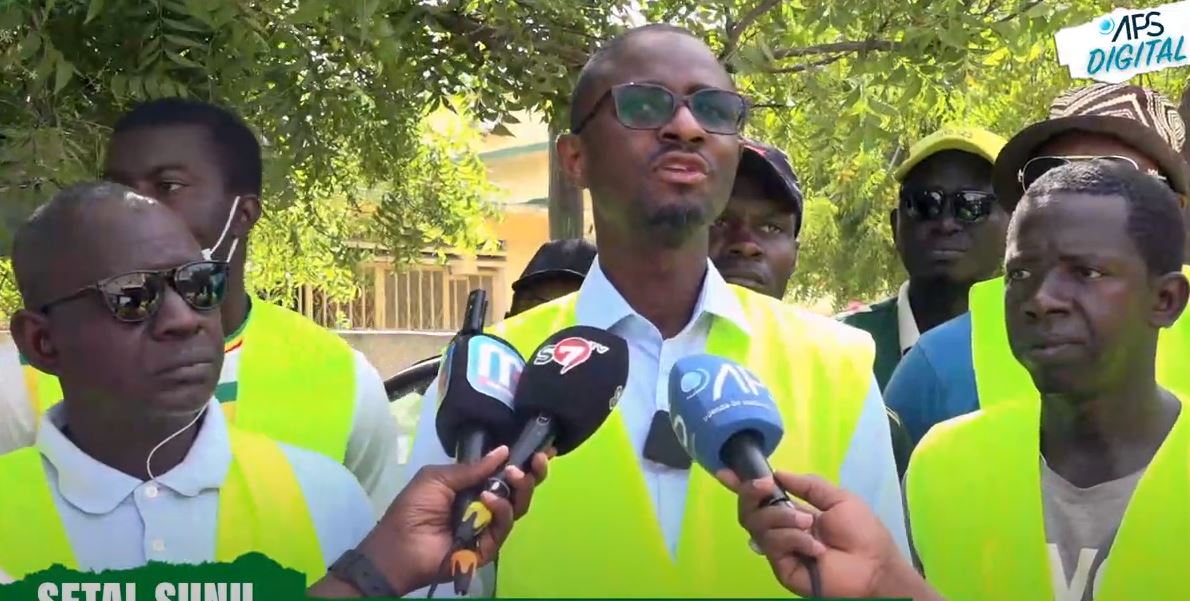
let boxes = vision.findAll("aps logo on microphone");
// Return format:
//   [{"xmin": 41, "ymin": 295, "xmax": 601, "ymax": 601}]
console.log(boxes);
[
  {"xmin": 533, "ymin": 336, "xmax": 609, "ymax": 374},
  {"xmin": 466, "ymin": 337, "xmax": 524, "ymax": 404}
]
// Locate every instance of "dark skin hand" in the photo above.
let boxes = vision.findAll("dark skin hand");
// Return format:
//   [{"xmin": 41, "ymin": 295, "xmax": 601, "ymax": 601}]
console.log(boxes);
[
  {"xmin": 710, "ymin": 173, "xmax": 799, "ymax": 299},
  {"xmin": 717, "ymin": 470, "xmax": 945, "ymax": 601},
  {"xmin": 104, "ymin": 124, "xmax": 262, "ymax": 336},
  {"xmin": 892, "ymin": 150, "xmax": 1005, "ymax": 333},
  {"xmin": 556, "ymin": 30, "xmax": 742, "ymax": 338},
  {"xmin": 1005, "ymin": 190, "xmax": 1188, "ymax": 487},
  {"xmin": 310, "ymin": 445, "xmax": 552, "ymax": 598}
]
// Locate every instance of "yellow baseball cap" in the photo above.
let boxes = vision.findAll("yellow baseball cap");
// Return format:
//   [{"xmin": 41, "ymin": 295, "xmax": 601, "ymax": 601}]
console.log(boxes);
[{"xmin": 892, "ymin": 127, "xmax": 1007, "ymax": 182}]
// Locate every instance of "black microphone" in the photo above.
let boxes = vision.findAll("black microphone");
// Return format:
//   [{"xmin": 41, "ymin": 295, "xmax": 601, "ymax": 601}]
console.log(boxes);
[
  {"xmin": 447, "ymin": 325, "xmax": 629, "ymax": 593},
  {"xmin": 433, "ymin": 291, "xmax": 524, "ymax": 532}
]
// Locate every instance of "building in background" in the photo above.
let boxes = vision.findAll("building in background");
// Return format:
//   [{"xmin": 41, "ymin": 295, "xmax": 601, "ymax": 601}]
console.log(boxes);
[{"xmin": 295, "ymin": 111, "xmax": 594, "ymax": 375}]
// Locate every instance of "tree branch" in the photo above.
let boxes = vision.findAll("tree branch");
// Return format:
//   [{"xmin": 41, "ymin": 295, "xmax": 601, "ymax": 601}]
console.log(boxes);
[
  {"xmin": 721, "ymin": 0, "xmax": 783, "ymax": 60},
  {"xmin": 995, "ymin": 0, "xmax": 1043, "ymax": 23},
  {"xmin": 769, "ymin": 39, "xmax": 896, "ymax": 61},
  {"xmin": 766, "ymin": 54, "xmax": 847, "ymax": 74}
]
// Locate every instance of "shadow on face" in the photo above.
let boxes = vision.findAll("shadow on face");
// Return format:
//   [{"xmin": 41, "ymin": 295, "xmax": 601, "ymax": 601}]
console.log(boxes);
[
  {"xmin": 894, "ymin": 150, "xmax": 1006, "ymax": 284},
  {"xmin": 13, "ymin": 198, "xmax": 224, "ymax": 422},
  {"xmin": 558, "ymin": 30, "xmax": 742, "ymax": 248},
  {"xmin": 1005, "ymin": 192, "xmax": 1159, "ymax": 396},
  {"xmin": 710, "ymin": 174, "xmax": 798, "ymax": 299}
]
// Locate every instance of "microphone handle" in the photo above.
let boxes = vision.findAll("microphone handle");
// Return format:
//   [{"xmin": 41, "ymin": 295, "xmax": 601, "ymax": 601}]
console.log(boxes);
[
  {"xmin": 451, "ymin": 427, "xmax": 490, "ymax": 525},
  {"xmin": 722, "ymin": 430, "xmax": 793, "ymax": 508},
  {"xmin": 482, "ymin": 414, "xmax": 557, "ymax": 500}
]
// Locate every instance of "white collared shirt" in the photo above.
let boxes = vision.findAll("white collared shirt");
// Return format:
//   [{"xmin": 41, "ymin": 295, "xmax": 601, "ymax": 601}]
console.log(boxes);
[
  {"xmin": 896, "ymin": 281, "xmax": 921, "ymax": 354},
  {"xmin": 26, "ymin": 398, "xmax": 375, "ymax": 572},
  {"xmin": 405, "ymin": 258, "xmax": 910, "ymax": 595}
]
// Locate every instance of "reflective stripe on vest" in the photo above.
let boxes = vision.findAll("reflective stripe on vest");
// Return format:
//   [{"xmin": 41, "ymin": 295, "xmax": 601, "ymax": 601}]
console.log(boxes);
[
  {"xmin": 0, "ymin": 427, "xmax": 325, "ymax": 584},
  {"xmin": 970, "ymin": 266, "xmax": 1190, "ymax": 408},
  {"xmin": 21, "ymin": 298, "xmax": 357, "ymax": 462},
  {"xmin": 906, "ymin": 398, "xmax": 1190, "ymax": 601},
  {"xmin": 489, "ymin": 286, "xmax": 874, "ymax": 597}
]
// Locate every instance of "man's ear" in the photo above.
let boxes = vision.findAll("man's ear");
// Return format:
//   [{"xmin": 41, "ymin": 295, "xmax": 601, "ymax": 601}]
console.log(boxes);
[
  {"xmin": 235, "ymin": 194, "xmax": 262, "ymax": 236},
  {"xmin": 555, "ymin": 134, "xmax": 588, "ymax": 189},
  {"xmin": 1152, "ymin": 269, "xmax": 1190, "ymax": 328},
  {"xmin": 889, "ymin": 208, "xmax": 900, "ymax": 246},
  {"xmin": 11, "ymin": 309, "xmax": 60, "ymax": 376},
  {"xmin": 790, "ymin": 239, "xmax": 801, "ymax": 274}
]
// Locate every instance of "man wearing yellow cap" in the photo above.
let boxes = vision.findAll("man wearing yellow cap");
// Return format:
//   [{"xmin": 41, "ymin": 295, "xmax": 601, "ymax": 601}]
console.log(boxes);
[{"xmin": 842, "ymin": 127, "xmax": 1007, "ymax": 391}]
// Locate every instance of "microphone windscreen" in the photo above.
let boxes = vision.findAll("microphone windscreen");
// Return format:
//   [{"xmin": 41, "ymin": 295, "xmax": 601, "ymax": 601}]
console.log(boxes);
[
  {"xmin": 512, "ymin": 326, "xmax": 629, "ymax": 454},
  {"xmin": 667, "ymin": 354, "xmax": 784, "ymax": 473},
  {"xmin": 435, "ymin": 333, "xmax": 525, "ymax": 454}
]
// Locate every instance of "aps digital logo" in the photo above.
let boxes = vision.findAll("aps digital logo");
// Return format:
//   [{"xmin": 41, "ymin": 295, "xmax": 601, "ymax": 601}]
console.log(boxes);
[{"xmin": 1056, "ymin": 2, "xmax": 1190, "ymax": 84}]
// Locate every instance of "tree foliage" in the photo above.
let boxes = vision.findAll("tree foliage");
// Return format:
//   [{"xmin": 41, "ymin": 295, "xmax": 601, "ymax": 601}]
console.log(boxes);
[{"xmin": 4, "ymin": 0, "xmax": 1189, "ymax": 318}]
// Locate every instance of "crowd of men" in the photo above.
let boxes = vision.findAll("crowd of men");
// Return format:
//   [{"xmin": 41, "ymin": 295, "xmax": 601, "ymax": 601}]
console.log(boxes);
[{"xmin": 2, "ymin": 21, "xmax": 1189, "ymax": 601}]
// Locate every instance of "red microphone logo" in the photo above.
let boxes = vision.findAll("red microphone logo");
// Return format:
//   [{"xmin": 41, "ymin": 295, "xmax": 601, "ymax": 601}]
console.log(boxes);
[{"xmin": 533, "ymin": 336, "xmax": 609, "ymax": 374}]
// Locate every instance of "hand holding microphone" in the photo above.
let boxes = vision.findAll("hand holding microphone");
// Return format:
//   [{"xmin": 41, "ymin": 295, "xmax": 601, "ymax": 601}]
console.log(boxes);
[
  {"xmin": 447, "ymin": 325, "xmax": 629, "ymax": 595},
  {"xmin": 667, "ymin": 354, "xmax": 824, "ymax": 598},
  {"xmin": 718, "ymin": 470, "xmax": 943, "ymax": 600}
]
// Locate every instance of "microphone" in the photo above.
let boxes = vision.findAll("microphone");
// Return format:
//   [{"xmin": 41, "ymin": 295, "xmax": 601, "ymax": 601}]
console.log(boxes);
[
  {"xmin": 434, "ymin": 291, "xmax": 524, "ymax": 538},
  {"xmin": 667, "ymin": 353, "xmax": 823, "ymax": 598},
  {"xmin": 447, "ymin": 325, "xmax": 629, "ymax": 594}
]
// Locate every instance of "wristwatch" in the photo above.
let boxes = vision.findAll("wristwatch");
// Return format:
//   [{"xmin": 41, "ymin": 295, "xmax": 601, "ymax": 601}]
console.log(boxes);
[{"xmin": 328, "ymin": 549, "xmax": 399, "ymax": 598}]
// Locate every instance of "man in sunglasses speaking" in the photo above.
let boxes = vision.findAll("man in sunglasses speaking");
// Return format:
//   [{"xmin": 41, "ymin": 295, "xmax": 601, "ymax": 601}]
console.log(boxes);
[
  {"xmin": 0, "ymin": 182, "xmax": 375, "ymax": 584},
  {"xmin": 0, "ymin": 99, "xmax": 400, "ymax": 515},
  {"xmin": 402, "ymin": 23, "xmax": 908, "ymax": 598},
  {"xmin": 884, "ymin": 82, "xmax": 1190, "ymax": 445},
  {"xmin": 841, "ymin": 127, "xmax": 1007, "ymax": 392}
]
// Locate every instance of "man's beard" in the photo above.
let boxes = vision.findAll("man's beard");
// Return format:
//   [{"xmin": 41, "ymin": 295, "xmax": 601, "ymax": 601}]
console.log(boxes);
[{"xmin": 642, "ymin": 203, "xmax": 709, "ymax": 248}]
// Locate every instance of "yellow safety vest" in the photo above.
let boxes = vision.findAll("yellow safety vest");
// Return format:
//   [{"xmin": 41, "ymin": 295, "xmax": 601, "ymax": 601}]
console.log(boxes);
[
  {"xmin": 970, "ymin": 265, "xmax": 1190, "ymax": 408},
  {"xmin": 488, "ymin": 286, "xmax": 875, "ymax": 597},
  {"xmin": 22, "ymin": 298, "xmax": 357, "ymax": 461},
  {"xmin": 0, "ymin": 427, "xmax": 326, "ymax": 584},
  {"xmin": 906, "ymin": 398, "xmax": 1190, "ymax": 601}
]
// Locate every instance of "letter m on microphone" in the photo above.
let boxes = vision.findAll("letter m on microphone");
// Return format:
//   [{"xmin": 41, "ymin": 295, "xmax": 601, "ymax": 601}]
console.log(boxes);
[{"xmin": 466, "ymin": 336, "xmax": 523, "ymax": 404}]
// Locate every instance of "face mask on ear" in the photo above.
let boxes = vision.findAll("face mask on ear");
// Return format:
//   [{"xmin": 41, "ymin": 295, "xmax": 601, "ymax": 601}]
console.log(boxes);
[{"xmin": 202, "ymin": 196, "xmax": 242, "ymax": 262}]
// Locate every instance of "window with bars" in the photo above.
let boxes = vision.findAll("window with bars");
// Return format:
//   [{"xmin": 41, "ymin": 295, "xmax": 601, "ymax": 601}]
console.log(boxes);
[{"xmin": 296, "ymin": 261, "xmax": 501, "ymax": 331}]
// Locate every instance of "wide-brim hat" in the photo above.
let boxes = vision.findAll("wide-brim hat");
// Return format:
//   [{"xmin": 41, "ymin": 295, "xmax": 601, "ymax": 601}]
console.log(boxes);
[{"xmin": 993, "ymin": 83, "xmax": 1190, "ymax": 210}]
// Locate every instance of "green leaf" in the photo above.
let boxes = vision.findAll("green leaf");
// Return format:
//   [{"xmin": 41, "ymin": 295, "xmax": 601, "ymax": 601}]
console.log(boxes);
[
  {"xmin": 85, "ymin": 0, "xmax": 105, "ymax": 24},
  {"xmin": 290, "ymin": 0, "xmax": 326, "ymax": 24},
  {"xmin": 110, "ymin": 73, "xmax": 126, "ymax": 97},
  {"xmin": 164, "ymin": 34, "xmax": 204, "ymax": 48},
  {"xmin": 18, "ymin": 31, "xmax": 41, "ymax": 60},
  {"xmin": 163, "ymin": 17, "xmax": 205, "ymax": 33},
  {"xmin": 53, "ymin": 59, "xmax": 73, "ymax": 93},
  {"xmin": 165, "ymin": 48, "xmax": 201, "ymax": 69},
  {"xmin": 938, "ymin": 27, "xmax": 965, "ymax": 49}
]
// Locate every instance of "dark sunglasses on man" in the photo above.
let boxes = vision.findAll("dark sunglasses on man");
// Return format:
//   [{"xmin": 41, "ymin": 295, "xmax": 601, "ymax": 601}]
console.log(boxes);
[
  {"xmin": 572, "ymin": 82, "xmax": 749, "ymax": 135},
  {"xmin": 899, "ymin": 188, "xmax": 998, "ymax": 224},
  {"xmin": 40, "ymin": 260, "xmax": 229, "ymax": 323},
  {"xmin": 1018, "ymin": 155, "xmax": 1170, "ymax": 191}
]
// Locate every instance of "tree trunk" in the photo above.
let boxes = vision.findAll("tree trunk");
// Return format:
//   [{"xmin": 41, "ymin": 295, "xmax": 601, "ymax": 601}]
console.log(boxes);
[{"xmin": 547, "ymin": 123, "xmax": 584, "ymax": 240}]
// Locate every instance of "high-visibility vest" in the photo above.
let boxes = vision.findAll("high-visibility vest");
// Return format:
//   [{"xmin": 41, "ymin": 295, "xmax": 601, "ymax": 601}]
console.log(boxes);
[
  {"xmin": 906, "ymin": 398, "xmax": 1190, "ymax": 601},
  {"xmin": 22, "ymin": 299, "xmax": 357, "ymax": 461},
  {"xmin": 970, "ymin": 265, "xmax": 1190, "ymax": 408},
  {"xmin": 488, "ymin": 286, "xmax": 875, "ymax": 597},
  {"xmin": 0, "ymin": 427, "xmax": 326, "ymax": 584}
]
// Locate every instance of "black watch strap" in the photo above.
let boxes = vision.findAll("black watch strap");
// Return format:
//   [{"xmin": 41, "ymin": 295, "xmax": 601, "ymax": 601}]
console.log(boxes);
[{"xmin": 329, "ymin": 549, "xmax": 399, "ymax": 598}]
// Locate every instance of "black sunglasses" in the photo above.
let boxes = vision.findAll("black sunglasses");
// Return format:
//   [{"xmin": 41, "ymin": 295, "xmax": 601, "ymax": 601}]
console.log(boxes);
[
  {"xmin": 900, "ymin": 189, "xmax": 998, "ymax": 224},
  {"xmin": 41, "ymin": 260, "xmax": 229, "ymax": 323},
  {"xmin": 572, "ymin": 82, "xmax": 748, "ymax": 135},
  {"xmin": 1019, "ymin": 155, "xmax": 1170, "ymax": 191}
]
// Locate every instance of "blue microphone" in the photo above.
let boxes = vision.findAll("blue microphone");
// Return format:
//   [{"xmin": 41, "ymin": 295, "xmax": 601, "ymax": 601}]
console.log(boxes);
[{"xmin": 668, "ymin": 354, "xmax": 823, "ymax": 596}]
